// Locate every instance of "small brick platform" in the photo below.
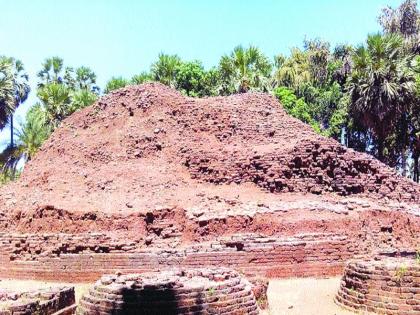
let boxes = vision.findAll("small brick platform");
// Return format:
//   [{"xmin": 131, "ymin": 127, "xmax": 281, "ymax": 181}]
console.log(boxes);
[
  {"xmin": 77, "ymin": 268, "xmax": 259, "ymax": 314},
  {"xmin": 0, "ymin": 286, "xmax": 76, "ymax": 315},
  {"xmin": 335, "ymin": 256, "xmax": 420, "ymax": 315}
]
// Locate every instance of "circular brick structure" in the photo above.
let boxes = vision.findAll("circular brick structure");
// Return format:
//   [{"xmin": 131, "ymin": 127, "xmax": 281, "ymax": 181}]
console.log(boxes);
[
  {"xmin": 78, "ymin": 268, "xmax": 259, "ymax": 314},
  {"xmin": 335, "ymin": 257, "xmax": 420, "ymax": 315}
]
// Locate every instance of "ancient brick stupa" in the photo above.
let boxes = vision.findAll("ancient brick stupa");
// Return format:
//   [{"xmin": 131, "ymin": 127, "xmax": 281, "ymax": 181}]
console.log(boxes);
[
  {"xmin": 0, "ymin": 83, "xmax": 418, "ymax": 281},
  {"xmin": 78, "ymin": 268, "xmax": 259, "ymax": 315},
  {"xmin": 335, "ymin": 254, "xmax": 420, "ymax": 314}
]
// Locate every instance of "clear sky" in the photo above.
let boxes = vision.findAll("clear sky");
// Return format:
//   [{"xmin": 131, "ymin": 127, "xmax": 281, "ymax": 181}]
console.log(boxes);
[{"xmin": 0, "ymin": 0, "xmax": 403, "ymax": 146}]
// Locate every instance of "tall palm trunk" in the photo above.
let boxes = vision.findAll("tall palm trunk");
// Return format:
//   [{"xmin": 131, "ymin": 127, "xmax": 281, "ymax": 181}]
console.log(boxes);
[
  {"xmin": 377, "ymin": 138, "xmax": 384, "ymax": 162},
  {"xmin": 10, "ymin": 114, "xmax": 13, "ymax": 148}
]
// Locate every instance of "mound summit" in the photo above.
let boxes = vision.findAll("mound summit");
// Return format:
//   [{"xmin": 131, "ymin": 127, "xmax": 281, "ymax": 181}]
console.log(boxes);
[{"xmin": 0, "ymin": 83, "xmax": 418, "ymax": 281}]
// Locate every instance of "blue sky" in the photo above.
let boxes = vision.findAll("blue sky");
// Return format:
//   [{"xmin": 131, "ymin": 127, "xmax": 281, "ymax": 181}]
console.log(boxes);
[{"xmin": 0, "ymin": 0, "xmax": 402, "ymax": 146}]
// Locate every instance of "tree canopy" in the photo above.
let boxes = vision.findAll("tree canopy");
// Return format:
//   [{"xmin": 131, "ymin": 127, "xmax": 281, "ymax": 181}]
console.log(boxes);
[{"xmin": 0, "ymin": 0, "xmax": 419, "ymax": 182}]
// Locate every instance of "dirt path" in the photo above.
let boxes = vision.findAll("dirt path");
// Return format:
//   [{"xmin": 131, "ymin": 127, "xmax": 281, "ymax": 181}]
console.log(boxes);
[{"xmin": 266, "ymin": 277, "xmax": 361, "ymax": 315}]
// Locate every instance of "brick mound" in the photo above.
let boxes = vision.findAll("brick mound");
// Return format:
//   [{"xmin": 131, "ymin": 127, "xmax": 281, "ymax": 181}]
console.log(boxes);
[
  {"xmin": 0, "ymin": 83, "xmax": 418, "ymax": 282},
  {"xmin": 335, "ymin": 255, "xmax": 420, "ymax": 315},
  {"xmin": 0, "ymin": 286, "xmax": 75, "ymax": 315},
  {"xmin": 78, "ymin": 268, "xmax": 259, "ymax": 315}
]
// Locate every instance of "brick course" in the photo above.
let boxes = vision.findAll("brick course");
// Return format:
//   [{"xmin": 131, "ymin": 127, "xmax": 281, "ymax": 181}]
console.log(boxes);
[{"xmin": 335, "ymin": 257, "xmax": 420, "ymax": 314}]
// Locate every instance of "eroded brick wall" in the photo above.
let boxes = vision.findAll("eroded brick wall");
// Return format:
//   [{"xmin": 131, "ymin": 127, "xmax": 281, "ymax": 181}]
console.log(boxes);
[
  {"xmin": 0, "ymin": 233, "xmax": 360, "ymax": 282},
  {"xmin": 77, "ymin": 269, "xmax": 259, "ymax": 315},
  {"xmin": 0, "ymin": 286, "xmax": 75, "ymax": 315},
  {"xmin": 186, "ymin": 140, "xmax": 419, "ymax": 202},
  {"xmin": 335, "ymin": 257, "xmax": 420, "ymax": 314}
]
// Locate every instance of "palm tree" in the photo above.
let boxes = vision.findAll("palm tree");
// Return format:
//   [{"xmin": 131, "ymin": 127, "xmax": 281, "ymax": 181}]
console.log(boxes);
[
  {"xmin": 75, "ymin": 66, "xmax": 99, "ymax": 92},
  {"xmin": 274, "ymin": 48, "xmax": 311, "ymax": 94},
  {"xmin": 0, "ymin": 59, "xmax": 14, "ymax": 129},
  {"xmin": 348, "ymin": 33, "xmax": 416, "ymax": 162},
  {"xmin": 0, "ymin": 57, "xmax": 30, "ymax": 148},
  {"xmin": 104, "ymin": 77, "xmax": 129, "ymax": 94},
  {"xmin": 69, "ymin": 89, "xmax": 97, "ymax": 113},
  {"xmin": 37, "ymin": 83, "xmax": 71, "ymax": 127},
  {"xmin": 15, "ymin": 103, "xmax": 50, "ymax": 162},
  {"xmin": 150, "ymin": 53, "xmax": 182, "ymax": 87},
  {"xmin": 37, "ymin": 56, "xmax": 64, "ymax": 87},
  {"xmin": 219, "ymin": 46, "xmax": 272, "ymax": 94},
  {"xmin": 131, "ymin": 72, "xmax": 153, "ymax": 85}
]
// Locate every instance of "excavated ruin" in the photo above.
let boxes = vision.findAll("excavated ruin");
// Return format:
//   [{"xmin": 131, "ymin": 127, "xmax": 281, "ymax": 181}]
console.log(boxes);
[
  {"xmin": 0, "ymin": 83, "xmax": 418, "ymax": 282},
  {"xmin": 0, "ymin": 286, "xmax": 75, "ymax": 315},
  {"xmin": 335, "ymin": 253, "xmax": 420, "ymax": 314},
  {"xmin": 77, "ymin": 268, "xmax": 259, "ymax": 315}
]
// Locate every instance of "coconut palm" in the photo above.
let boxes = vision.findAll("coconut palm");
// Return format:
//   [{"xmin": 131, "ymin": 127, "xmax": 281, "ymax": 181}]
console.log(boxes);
[
  {"xmin": 219, "ymin": 46, "xmax": 272, "ymax": 94},
  {"xmin": 348, "ymin": 33, "xmax": 416, "ymax": 161}
]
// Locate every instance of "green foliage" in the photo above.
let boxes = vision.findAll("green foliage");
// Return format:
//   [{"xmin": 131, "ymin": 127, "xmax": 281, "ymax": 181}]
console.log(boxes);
[
  {"xmin": 0, "ymin": 59, "xmax": 15, "ymax": 129},
  {"xmin": 37, "ymin": 83, "xmax": 72, "ymax": 127},
  {"xmin": 131, "ymin": 72, "xmax": 153, "ymax": 85},
  {"xmin": 348, "ymin": 33, "xmax": 416, "ymax": 161},
  {"xmin": 69, "ymin": 89, "xmax": 98, "ymax": 113},
  {"xmin": 37, "ymin": 56, "xmax": 66, "ymax": 87},
  {"xmin": 151, "ymin": 53, "xmax": 182, "ymax": 87},
  {"xmin": 104, "ymin": 76, "xmax": 129, "ymax": 94},
  {"xmin": 378, "ymin": 0, "xmax": 419, "ymax": 38},
  {"xmin": 0, "ymin": 167, "xmax": 20, "ymax": 184},
  {"xmin": 174, "ymin": 60, "xmax": 207, "ymax": 97},
  {"xmin": 0, "ymin": 1, "xmax": 418, "ymax": 182},
  {"xmin": 219, "ymin": 45, "xmax": 272, "ymax": 94},
  {"xmin": 273, "ymin": 86, "xmax": 320, "ymax": 133},
  {"xmin": 274, "ymin": 48, "xmax": 311, "ymax": 94},
  {"xmin": 15, "ymin": 104, "xmax": 51, "ymax": 161}
]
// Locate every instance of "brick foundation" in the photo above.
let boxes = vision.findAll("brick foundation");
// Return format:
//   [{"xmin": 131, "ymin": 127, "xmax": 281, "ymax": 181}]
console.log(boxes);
[
  {"xmin": 335, "ymin": 256, "xmax": 420, "ymax": 315},
  {"xmin": 0, "ymin": 233, "xmax": 356, "ymax": 282},
  {"xmin": 77, "ymin": 268, "xmax": 259, "ymax": 314},
  {"xmin": 0, "ymin": 286, "xmax": 75, "ymax": 315}
]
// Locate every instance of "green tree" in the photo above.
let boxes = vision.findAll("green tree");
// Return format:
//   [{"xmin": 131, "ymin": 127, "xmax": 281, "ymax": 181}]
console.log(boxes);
[
  {"xmin": 274, "ymin": 86, "xmax": 320, "ymax": 133},
  {"xmin": 378, "ymin": 0, "xmax": 419, "ymax": 38},
  {"xmin": 104, "ymin": 77, "xmax": 129, "ymax": 94},
  {"xmin": 15, "ymin": 103, "xmax": 51, "ymax": 161},
  {"xmin": 0, "ymin": 59, "xmax": 14, "ymax": 129},
  {"xmin": 151, "ymin": 53, "xmax": 182, "ymax": 87},
  {"xmin": 75, "ymin": 66, "xmax": 99, "ymax": 92},
  {"xmin": 131, "ymin": 72, "xmax": 153, "ymax": 84},
  {"xmin": 219, "ymin": 45, "xmax": 272, "ymax": 94},
  {"xmin": 37, "ymin": 83, "xmax": 72, "ymax": 127},
  {"xmin": 274, "ymin": 48, "xmax": 311, "ymax": 94},
  {"xmin": 201, "ymin": 68, "xmax": 220, "ymax": 96},
  {"xmin": 69, "ymin": 89, "xmax": 97, "ymax": 113},
  {"xmin": 37, "ymin": 56, "xmax": 65, "ymax": 87},
  {"xmin": 0, "ymin": 57, "xmax": 30, "ymax": 148},
  {"xmin": 174, "ymin": 60, "xmax": 206, "ymax": 97},
  {"xmin": 348, "ymin": 33, "xmax": 416, "ymax": 162}
]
